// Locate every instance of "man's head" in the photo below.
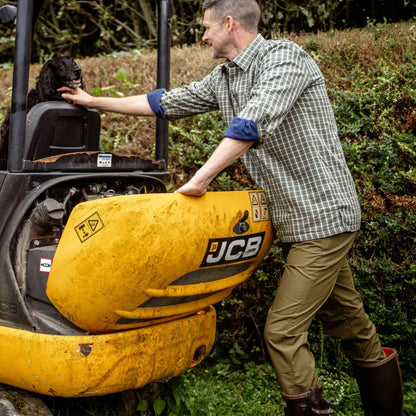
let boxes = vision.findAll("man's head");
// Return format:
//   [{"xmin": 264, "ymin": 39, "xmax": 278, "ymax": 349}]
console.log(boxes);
[
  {"xmin": 202, "ymin": 0, "xmax": 260, "ymax": 60},
  {"xmin": 202, "ymin": 0, "xmax": 261, "ymax": 34}
]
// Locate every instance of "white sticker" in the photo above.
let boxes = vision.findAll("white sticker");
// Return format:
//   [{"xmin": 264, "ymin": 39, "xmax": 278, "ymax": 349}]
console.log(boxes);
[
  {"xmin": 39, "ymin": 258, "xmax": 52, "ymax": 273},
  {"xmin": 97, "ymin": 153, "xmax": 112, "ymax": 167}
]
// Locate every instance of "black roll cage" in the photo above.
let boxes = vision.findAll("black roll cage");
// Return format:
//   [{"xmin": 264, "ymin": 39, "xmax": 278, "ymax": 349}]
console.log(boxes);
[{"xmin": 7, "ymin": 0, "xmax": 171, "ymax": 172}]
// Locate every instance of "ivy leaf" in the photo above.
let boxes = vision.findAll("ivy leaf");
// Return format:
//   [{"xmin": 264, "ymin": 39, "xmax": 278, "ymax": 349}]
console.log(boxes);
[
  {"xmin": 153, "ymin": 399, "xmax": 166, "ymax": 415},
  {"xmin": 136, "ymin": 399, "xmax": 149, "ymax": 412}
]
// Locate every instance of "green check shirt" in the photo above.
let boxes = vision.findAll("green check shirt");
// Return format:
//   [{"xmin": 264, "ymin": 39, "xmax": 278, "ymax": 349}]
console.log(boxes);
[{"xmin": 157, "ymin": 34, "xmax": 361, "ymax": 242}]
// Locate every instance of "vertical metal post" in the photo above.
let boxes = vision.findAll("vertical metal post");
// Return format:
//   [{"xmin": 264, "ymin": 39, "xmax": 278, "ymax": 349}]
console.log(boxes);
[
  {"xmin": 155, "ymin": 0, "xmax": 171, "ymax": 171},
  {"xmin": 8, "ymin": 0, "xmax": 34, "ymax": 172}
]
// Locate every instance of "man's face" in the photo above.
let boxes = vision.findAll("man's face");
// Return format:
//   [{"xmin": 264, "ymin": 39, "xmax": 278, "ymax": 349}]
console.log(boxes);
[{"xmin": 202, "ymin": 9, "xmax": 230, "ymax": 59}]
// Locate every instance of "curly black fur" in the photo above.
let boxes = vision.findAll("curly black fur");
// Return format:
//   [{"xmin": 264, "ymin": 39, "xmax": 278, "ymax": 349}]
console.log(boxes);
[{"xmin": 0, "ymin": 56, "xmax": 84, "ymax": 169}]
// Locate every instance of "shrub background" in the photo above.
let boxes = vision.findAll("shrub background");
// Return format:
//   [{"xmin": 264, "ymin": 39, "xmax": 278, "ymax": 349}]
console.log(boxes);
[{"xmin": 0, "ymin": 0, "xmax": 415, "ymax": 62}]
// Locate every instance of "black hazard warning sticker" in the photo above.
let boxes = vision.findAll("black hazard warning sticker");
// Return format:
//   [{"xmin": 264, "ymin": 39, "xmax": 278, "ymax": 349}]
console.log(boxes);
[
  {"xmin": 75, "ymin": 211, "xmax": 105, "ymax": 243},
  {"xmin": 249, "ymin": 191, "xmax": 271, "ymax": 222}
]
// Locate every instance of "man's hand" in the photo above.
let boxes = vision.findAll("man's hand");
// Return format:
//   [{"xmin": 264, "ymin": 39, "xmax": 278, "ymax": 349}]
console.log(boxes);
[
  {"xmin": 175, "ymin": 177, "xmax": 208, "ymax": 196},
  {"xmin": 58, "ymin": 87, "xmax": 154, "ymax": 116},
  {"xmin": 58, "ymin": 86, "xmax": 95, "ymax": 108}
]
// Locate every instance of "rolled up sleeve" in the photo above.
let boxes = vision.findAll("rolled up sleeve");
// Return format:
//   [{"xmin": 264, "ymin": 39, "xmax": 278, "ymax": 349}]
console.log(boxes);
[
  {"xmin": 223, "ymin": 117, "xmax": 258, "ymax": 142},
  {"xmin": 147, "ymin": 88, "xmax": 166, "ymax": 117}
]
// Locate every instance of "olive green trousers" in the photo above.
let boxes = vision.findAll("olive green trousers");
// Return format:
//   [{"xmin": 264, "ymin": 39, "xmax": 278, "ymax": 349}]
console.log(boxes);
[{"xmin": 264, "ymin": 232, "xmax": 385, "ymax": 395}]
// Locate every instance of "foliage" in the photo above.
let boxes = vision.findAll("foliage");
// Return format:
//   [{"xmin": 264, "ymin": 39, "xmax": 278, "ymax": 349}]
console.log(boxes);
[
  {"xmin": 0, "ymin": 0, "xmax": 203, "ymax": 62},
  {"xmin": 162, "ymin": 362, "xmax": 283, "ymax": 416},
  {"xmin": 328, "ymin": 59, "xmax": 416, "ymax": 376},
  {"xmin": 129, "ymin": 363, "xmax": 361, "ymax": 416},
  {"xmin": 259, "ymin": 0, "xmax": 415, "ymax": 34},
  {"xmin": 0, "ymin": 0, "xmax": 415, "ymax": 63}
]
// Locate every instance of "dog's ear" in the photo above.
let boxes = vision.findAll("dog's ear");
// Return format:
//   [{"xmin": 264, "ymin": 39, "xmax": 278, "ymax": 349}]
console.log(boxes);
[{"xmin": 36, "ymin": 59, "xmax": 59, "ymax": 100}]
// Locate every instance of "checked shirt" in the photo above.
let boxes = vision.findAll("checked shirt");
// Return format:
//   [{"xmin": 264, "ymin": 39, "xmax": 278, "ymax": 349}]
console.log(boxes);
[{"xmin": 155, "ymin": 34, "xmax": 361, "ymax": 242}]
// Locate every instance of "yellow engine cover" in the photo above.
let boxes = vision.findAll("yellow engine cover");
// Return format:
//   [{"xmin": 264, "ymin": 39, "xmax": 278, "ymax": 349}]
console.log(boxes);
[{"xmin": 46, "ymin": 191, "xmax": 274, "ymax": 333}]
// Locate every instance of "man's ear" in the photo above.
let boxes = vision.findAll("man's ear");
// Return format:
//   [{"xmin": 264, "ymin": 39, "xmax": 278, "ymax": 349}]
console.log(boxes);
[{"xmin": 224, "ymin": 15, "xmax": 236, "ymax": 33}]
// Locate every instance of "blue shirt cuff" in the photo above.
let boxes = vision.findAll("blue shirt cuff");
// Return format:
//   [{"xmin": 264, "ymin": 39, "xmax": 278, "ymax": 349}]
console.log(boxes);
[
  {"xmin": 223, "ymin": 117, "xmax": 259, "ymax": 142},
  {"xmin": 147, "ymin": 89, "xmax": 166, "ymax": 118}
]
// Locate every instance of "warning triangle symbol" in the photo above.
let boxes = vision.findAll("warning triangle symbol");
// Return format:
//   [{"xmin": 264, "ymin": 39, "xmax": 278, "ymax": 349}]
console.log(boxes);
[
  {"xmin": 89, "ymin": 219, "xmax": 99, "ymax": 231},
  {"xmin": 250, "ymin": 193, "xmax": 259, "ymax": 205}
]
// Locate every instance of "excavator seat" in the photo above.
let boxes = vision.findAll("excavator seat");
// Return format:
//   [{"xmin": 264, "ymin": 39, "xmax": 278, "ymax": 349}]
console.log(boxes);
[{"xmin": 24, "ymin": 101, "xmax": 101, "ymax": 161}]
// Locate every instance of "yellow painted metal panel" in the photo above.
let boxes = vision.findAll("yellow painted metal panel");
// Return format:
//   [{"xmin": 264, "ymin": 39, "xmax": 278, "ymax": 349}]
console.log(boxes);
[
  {"xmin": 47, "ymin": 191, "xmax": 274, "ymax": 333},
  {"xmin": 0, "ymin": 308, "xmax": 216, "ymax": 397}
]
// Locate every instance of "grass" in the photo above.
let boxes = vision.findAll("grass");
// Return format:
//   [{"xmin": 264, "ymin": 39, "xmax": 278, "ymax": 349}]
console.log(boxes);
[{"xmin": 42, "ymin": 360, "xmax": 416, "ymax": 415}]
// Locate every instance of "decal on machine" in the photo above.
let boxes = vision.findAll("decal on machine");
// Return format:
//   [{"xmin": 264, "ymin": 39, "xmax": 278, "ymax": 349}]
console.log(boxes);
[
  {"xmin": 39, "ymin": 258, "xmax": 53, "ymax": 273},
  {"xmin": 249, "ymin": 191, "xmax": 271, "ymax": 222},
  {"xmin": 97, "ymin": 153, "xmax": 112, "ymax": 167},
  {"xmin": 75, "ymin": 211, "xmax": 105, "ymax": 243},
  {"xmin": 200, "ymin": 232, "xmax": 265, "ymax": 267}
]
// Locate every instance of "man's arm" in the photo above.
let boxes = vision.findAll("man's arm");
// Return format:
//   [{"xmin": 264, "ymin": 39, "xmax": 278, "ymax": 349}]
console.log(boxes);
[
  {"xmin": 58, "ymin": 87, "xmax": 155, "ymax": 116},
  {"xmin": 176, "ymin": 137, "xmax": 254, "ymax": 196}
]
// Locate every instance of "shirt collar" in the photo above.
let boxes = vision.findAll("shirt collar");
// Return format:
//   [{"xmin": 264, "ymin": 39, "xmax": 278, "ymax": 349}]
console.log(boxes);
[{"xmin": 229, "ymin": 34, "xmax": 266, "ymax": 72}]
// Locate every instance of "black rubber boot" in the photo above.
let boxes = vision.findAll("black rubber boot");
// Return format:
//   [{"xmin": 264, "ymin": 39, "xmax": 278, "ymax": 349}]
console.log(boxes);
[
  {"xmin": 281, "ymin": 382, "xmax": 336, "ymax": 415},
  {"xmin": 351, "ymin": 347, "xmax": 403, "ymax": 416}
]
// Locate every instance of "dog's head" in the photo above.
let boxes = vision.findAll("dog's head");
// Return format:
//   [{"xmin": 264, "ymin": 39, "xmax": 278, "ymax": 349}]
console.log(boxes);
[{"xmin": 37, "ymin": 56, "xmax": 84, "ymax": 90}]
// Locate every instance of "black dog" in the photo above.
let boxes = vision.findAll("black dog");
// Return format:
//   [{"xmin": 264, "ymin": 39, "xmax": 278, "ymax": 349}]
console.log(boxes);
[{"xmin": 0, "ymin": 56, "xmax": 84, "ymax": 169}]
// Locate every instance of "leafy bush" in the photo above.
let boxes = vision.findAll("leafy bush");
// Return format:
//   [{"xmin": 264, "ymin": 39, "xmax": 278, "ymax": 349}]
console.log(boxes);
[{"xmin": 328, "ymin": 59, "xmax": 416, "ymax": 376}]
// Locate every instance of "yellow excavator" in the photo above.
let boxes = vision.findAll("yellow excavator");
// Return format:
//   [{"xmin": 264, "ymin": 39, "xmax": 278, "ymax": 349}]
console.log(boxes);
[{"xmin": 0, "ymin": 0, "xmax": 273, "ymax": 408}]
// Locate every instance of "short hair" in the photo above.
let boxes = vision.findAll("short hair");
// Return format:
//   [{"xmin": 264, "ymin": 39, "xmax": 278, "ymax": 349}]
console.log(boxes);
[{"xmin": 202, "ymin": 0, "xmax": 261, "ymax": 33}]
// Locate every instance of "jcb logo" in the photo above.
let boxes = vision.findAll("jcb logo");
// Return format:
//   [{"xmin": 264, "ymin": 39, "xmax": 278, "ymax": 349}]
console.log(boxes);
[{"xmin": 200, "ymin": 232, "xmax": 265, "ymax": 267}]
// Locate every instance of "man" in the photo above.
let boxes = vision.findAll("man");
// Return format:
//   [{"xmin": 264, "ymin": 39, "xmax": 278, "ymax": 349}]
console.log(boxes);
[{"xmin": 59, "ymin": 1, "xmax": 403, "ymax": 414}]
